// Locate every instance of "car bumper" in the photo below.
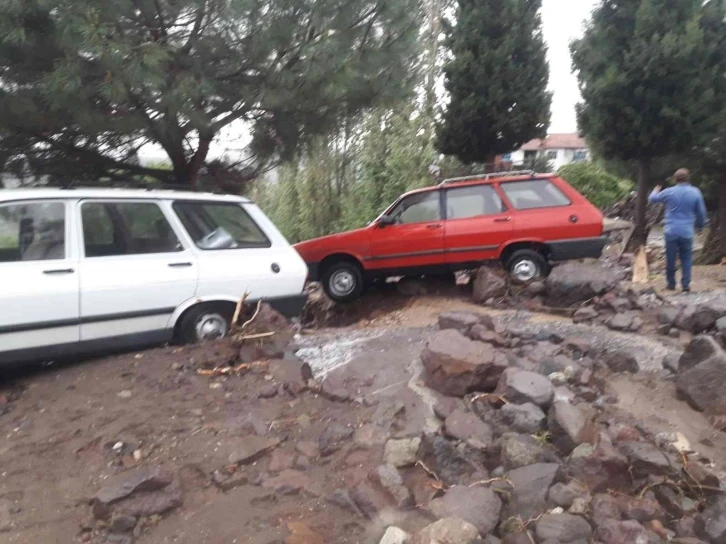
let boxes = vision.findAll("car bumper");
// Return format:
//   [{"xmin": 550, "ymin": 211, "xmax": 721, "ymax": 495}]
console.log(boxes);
[
  {"xmin": 305, "ymin": 262, "xmax": 321, "ymax": 282},
  {"xmin": 264, "ymin": 293, "xmax": 309, "ymax": 318},
  {"xmin": 548, "ymin": 236, "xmax": 608, "ymax": 261}
]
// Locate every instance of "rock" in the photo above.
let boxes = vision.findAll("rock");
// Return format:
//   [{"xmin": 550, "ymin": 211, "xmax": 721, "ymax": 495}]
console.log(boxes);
[
  {"xmin": 688, "ymin": 462, "xmax": 721, "ymax": 489},
  {"xmin": 675, "ymin": 305, "xmax": 697, "ymax": 331},
  {"xmin": 438, "ymin": 312, "xmax": 485, "ymax": 334},
  {"xmin": 495, "ymin": 369, "xmax": 554, "ymax": 409},
  {"xmin": 112, "ymin": 481, "xmax": 183, "ymax": 518},
  {"xmin": 499, "ymin": 433, "xmax": 557, "ymax": 470},
  {"xmin": 469, "ymin": 325, "xmax": 508, "ymax": 348},
  {"xmin": 603, "ymin": 349, "xmax": 639, "ymax": 373},
  {"xmin": 573, "ymin": 307, "xmax": 599, "ymax": 323},
  {"xmin": 538, "ymin": 355, "xmax": 575, "ymax": 377},
  {"xmin": 473, "ymin": 267, "xmax": 508, "ymax": 303},
  {"xmin": 567, "ymin": 441, "xmax": 630, "ymax": 493},
  {"xmin": 320, "ymin": 380, "xmax": 351, "ymax": 402},
  {"xmin": 671, "ymin": 539, "xmax": 708, "ymax": 544},
  {"xmin": 267, "ymin": 358, "xmax": 314, "ymax": 390},
  {"xmin": 328, "ymin": 489, "xmax": 366, "ymax": 517},
  {"xmin": 595, "ymin": 519, "xmax": 657, "ymax": 544},
  {"xmin": 680, "ymin": 335, "xmax": 724, "ymax": 373},
  {"xmin": 498, "ymin": 403, "xmax": 546, "ymax": 434},
  {"xmin": 565, "ymin": 338, "xmax": 591, "ymax": 356},
  {"xmin": 547, "ymin": 401, "xmax": 597, "ymax": 455},
  {"xmin": 695, "ymin": 496, "xmax": 726, "ymax": 543},
  {"xmin": 428, "ymin": 486, "xmax": 502, "ymax": 536},
  {"xmin": 654, "ymin": 485, "xmax": 690, "ymax": 518},
  {"xmin": 257, "ymin": 383, "xmax": 279, "ymax": 399},
  {"xmin": 295, "ymin": 441, "xmax": 319, "ymax": 458},
  {"xmin": 717, "ymin": 317, "xmax": 726, "ymax": 332},
  {"xmin": 94, "ymin": 466, "xmax": 173, "ymax": 518},
  {"xmin": 618, "ymin": 442, "xmax": 672, "ymax": 477},
  {"xmin": 663, "ymin": 353, "xmax": 681, "ymax": 373},
  {"xmin": 676, "ymin": 516, "xmax": 697, "ymax": 538},
  {"xmin": 268, "ymin": 450, "xmax": 296, "ymax": 473},
  {"xmin": 444, "ymin": 410, "xmax": 493, "ymax": 446},
  {"xmin": 591, "ymin": 493, "xmax": 622, "ymax": 526},
  {"xmin": 211, "ymin": 469, "xmax": 248, "ymax": 491},
  {"xmin": 319, "ymin": 423, "xmax": 353, "ymax": 456},
  {"xmin": 374, "ymin": 465, "xmax": 413, "ymax": 509},
  {"xmin": 546, "ymin": 263, "xmax": 622, "ymax": 307},
  {"xmin": 548, "ymin": 482, "xmax": 588, "ymax": 508},
  {"xmin": 609, "ymin": 297, "xmax": 632, "ymax": 312},
  {"xmin": 228, "ymin": 436, "xmax": 280, "ymax": 465},
  {"xmin": 692, "ymin": 299, "xmax": 726, "ymax": 333},
  {"xmin": 535, "ymin": 513, "xmax": 592, "ymax": 543},
  {"xmin": 419, "ymin": 436, "xmax": 482, "ymax": 486},
  {"xmin": 263, "ymin": 470, "xmax": 315, "ymax": 496},
  {"xmin": 411, "ymin": 518, "xmax": 480, "ymax": 544},
  {"xmin": 503, "ymin": 463, "xmax": 560, "ymax": 519},
  {"xmin": 380, "ymin": 526, "xmax": 411, "ymax": 544},
  {"xmin": 384, "ymin": 437, "xmax": 421, "ymax": 468},
  {"xmin": 104, "ymin": 535, "xmax": 133, "ymax": 544},
  {"xmin": 677, "ymin": 355, "xmax": 726, "ymax": 413},
  {"xmin": 109, "ymin": 514, "xmax": 137, "ymax": 533},
  {"xmin": 658, "ymin": 307, "xmax": 680, "ymax": 325},
  {"xmin": 608, "ymin": 312, "xmax": 636, "ymax": 332},
  {"xmin": 434, "ymin": 396, "xmax": 465, "ymax": 420},
  {"xmin": 421, "ymin": 330, "xmax": 508, "ymax": 396},
  {"xmin": 285, "ymin": 521, "xmax": 325, "ymax": 544},
  {"xmin": 620, "ymin": 496, "xmax": 666, "ymax": 523}
]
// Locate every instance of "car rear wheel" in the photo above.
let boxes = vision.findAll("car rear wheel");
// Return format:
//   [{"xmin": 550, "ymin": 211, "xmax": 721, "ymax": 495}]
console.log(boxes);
[
  {"xmin": 322, "ymin": 261, "xmax": 364, "ymax": 303},
  {"xmin": 506, "ymin": 250, "xmax": 548, "ymax": 284},
  {"xmin": 177, "ymin": 303, "xmax": 234, "ymax": 344}
]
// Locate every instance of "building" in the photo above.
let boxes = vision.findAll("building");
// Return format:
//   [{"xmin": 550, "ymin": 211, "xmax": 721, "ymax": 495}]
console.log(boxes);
[{"xmin": 503, "ymin": 133, "xmax": 590, "ymax": 171}]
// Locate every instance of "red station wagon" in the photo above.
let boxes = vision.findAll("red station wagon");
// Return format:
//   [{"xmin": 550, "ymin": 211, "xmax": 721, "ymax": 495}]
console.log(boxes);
[{"xmin": 294, "ymin": 170, "xmax": 607, "ymax": 302}]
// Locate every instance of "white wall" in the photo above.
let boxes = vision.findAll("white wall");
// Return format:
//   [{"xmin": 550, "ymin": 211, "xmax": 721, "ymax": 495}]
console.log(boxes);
[{"xmin": 503, "ymin": 148, "xmax": 589, "ymax": 171}]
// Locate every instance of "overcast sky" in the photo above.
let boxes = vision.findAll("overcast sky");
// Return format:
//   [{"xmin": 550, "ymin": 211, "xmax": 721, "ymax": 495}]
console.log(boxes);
[{"xmin": 541, "ymin": 0, "xmax": 599, "ymax": 133}]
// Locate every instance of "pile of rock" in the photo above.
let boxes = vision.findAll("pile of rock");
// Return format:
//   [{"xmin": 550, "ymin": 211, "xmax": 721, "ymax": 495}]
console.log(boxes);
[{"xmin": 374, "ymin": 311, "xmax": 725, "ymax": 543}]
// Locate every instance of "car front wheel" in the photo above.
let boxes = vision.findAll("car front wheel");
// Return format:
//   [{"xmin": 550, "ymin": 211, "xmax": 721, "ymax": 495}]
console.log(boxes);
[
  {"xmin": 322, "ymin": 262, "xmax": 364, "ymax": 303},
  {"xmin": 506, "ymin": 249, "xmax": 548, "ymax": 284},
  {"xmin": 177, "ymin": 303, "xmax": 233, "ymax": 344}
]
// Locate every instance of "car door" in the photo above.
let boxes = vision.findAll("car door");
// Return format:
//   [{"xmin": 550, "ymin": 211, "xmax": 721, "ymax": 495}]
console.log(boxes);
[
  {"xmin": 366, "ymin": 190, "xmax": 445, "ymax": 274},
  {"xmin": 77, "ymin": 200, "xmax": 198, "ymax": 343},
  {"xmin": 0, "ymin": 200, "xmax": 79, "ymax": 361},
  {"xmin": 443, "ymin": 184, "xmax": 514, "ymax": 264}
]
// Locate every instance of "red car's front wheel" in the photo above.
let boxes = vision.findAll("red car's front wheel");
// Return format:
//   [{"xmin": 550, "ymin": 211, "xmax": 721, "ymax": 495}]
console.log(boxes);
[{"xmin": 322, "ymin": 261, "xmax": 364, "ymax": 303}]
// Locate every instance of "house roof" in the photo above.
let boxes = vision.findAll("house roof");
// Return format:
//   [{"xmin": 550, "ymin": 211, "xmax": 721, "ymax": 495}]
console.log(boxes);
[{"xmin": 520, "ymin": 133, "xmax": 587, "ymax": 151}]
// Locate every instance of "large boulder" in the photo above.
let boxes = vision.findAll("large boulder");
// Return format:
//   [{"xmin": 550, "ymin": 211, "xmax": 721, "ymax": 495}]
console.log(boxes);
[
  {"xmin": 535, "ymin": 513, "xmax": 593, "ymax": 543},
  {"xmin": 418, "ymin": 436, "xmax": 484, "ymax": 486},
  {"xmin": 438, "ymin": 312, "xmax": 488, "ymax": 335},
  {"xmin": 595, "ymin": 520, "xmax": 659, "ymax": 544},
  {"xmin": 547, "ymin": 401, "xmax": 598, "ymax": 455},
  {"xmin": 546, "ymin": 263, "xmax": 622, "ymax": 307},
  {"xmin": 677, "ymin": 355, "xmax": 726, "ymax": 413},
  {"xmin": 443, "ymin": 409, "xmax": 494, "ymax": 447},
  {"xmin": 427, "ymin": 486, "xmax": 502, "ymax": 537},
  {"xmin": 499, "ymin": 433, "xmax": 558, "ymax": 470},
  {"xmin": 496, "ymin": 403, "xmax": 547, "ymax": 434},
  {"xmin": 618, "ymin": 441, "xmax": 673, "ymax": 478},
  {"xmin": 679, "ymin": 336, "xmax": 724, "ymax": 373},
  {"xmin": 502, "ymin": 463, "xmax": 560, "ymax": 519},
  {"xmin": 411, "ymin": 518, "xmax": 480, "ymax": 544},
  {"xmin": 472, "ymin": 266, "xmax": 508, "ymax": 303},
  {"xmin": 495, "ymin": 369, "xmax": 554, "ymax": 409},
  {"xmin": 695, "ymin": 496, "xmax": 726, "ymax": 543},
  {"xmin": 692, "ymin": 299, "xmax": 726, "ymax": 333},
  {"xmin": 566, "ymin": 440, "xmax": 630, "ymax": 493},
  {"xmin": 421, "ymin": 330, "xmax": 508, "ymax": 396}
]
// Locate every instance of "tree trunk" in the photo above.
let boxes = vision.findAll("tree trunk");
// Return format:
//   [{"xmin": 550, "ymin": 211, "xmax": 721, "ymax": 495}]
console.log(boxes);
[
  {"xmin": 633, "ymin": 158, "xmax": 650, "ymax": 246},
  {"xmin": 700, "ymin": 166, "xmax": 726, "ymax": 264}
]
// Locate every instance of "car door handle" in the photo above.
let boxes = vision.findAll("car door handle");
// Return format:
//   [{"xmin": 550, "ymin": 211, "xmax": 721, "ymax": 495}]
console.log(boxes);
[
  {"xmin": 43, "ymin": 268, "xmax": 75, "ymax": 275},
  {"xmin": 426, "ymin": 224, "xmax": 443, "ymax": 229},
  {"xmin": 494, "ymin": 217, "xmax": 512, "ymax": 223},
  {"xmin": 168, "ymin": 262, "xmax": 193, "ymax": 268}
]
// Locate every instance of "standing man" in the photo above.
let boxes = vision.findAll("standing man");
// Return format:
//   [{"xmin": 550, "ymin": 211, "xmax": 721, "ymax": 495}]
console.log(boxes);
[{"xmin": 649, "ymin": 168, "xmax": 708, "ymax": 292}]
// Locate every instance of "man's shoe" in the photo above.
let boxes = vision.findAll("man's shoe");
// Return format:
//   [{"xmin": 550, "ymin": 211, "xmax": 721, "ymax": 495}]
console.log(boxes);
[
  {"xmin": 666, "ymin": 285, "xmax": 676, "ymax": 291},
  {"xmin": 683, "ymin": 287, "xmax": 691, "ymax": 293}
]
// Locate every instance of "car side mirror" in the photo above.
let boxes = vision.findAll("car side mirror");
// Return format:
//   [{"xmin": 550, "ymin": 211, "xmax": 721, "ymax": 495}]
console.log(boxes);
[{"xmin": 378, "ymin": 215, "xmax": 396, "ymax": 227}]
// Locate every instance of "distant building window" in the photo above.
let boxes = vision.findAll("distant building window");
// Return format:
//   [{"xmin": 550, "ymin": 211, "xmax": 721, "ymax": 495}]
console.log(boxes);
[
  {"xmin": 524, "ymin": 150, "xmax": 538, "ymax": 161},
  {"xmin": 573, "ymin": 150, "xmax": 588, "ymax": 162},
  {"xmin": 546, "ymin": 150, "xmax": 558, "ymax": 160},
  {"xmin": 501, "ymin": 153, "xmax": 512, "ymax": 161}
]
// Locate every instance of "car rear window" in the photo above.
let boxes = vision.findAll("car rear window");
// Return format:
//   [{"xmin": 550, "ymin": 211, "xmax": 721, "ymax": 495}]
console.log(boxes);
[
  {"xmin": 173, "ymin": 202, "xmax": 271, "ymax": 250},
  {"xmin": 0, "ymin": 201, "xmax": 66, "ymax": 262},
  {"xmin": 446, "ymin": 185, "xmax": 506, "ymax": 219},
  {"xmin": 500, "ymin": 180, "xmax": 571, "ymax": 210}
]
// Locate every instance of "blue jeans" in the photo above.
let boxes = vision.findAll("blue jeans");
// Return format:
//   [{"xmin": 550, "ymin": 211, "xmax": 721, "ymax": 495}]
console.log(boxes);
[{"xmin": 665, "ymin": 235, "xmax": 693, "ymax": 289}]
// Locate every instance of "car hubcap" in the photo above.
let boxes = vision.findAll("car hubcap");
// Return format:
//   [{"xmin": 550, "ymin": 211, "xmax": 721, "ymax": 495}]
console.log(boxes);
[
  {"xmin": 512, "ymin": 260, "xmax": 538, "ymax": 282},
  {"xmin": 330, "ymin": 270, "xmax": 356, "ymax": 297},
  {"xmin": 195, "ymin": 313, "xmax": 229, "ymax": 342}
]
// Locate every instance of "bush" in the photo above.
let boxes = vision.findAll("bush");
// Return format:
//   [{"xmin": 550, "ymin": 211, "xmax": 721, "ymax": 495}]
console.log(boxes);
[{"xmin": 557, "ymin": 162, "xmax": 633, "ymax": 210}]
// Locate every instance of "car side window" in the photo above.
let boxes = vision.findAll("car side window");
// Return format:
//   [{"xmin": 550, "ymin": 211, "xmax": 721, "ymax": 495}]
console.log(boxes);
[
  {"xmin": 173, "ymin": 202, "xmax": 271, "ymax": 250},
  {"xmin": 500, "ymin": 180, "xmax": 571, "ymax": 210},
  {"xmin": 81, "ymin": 201, "xmax": 182, "ymax": 257},
  {"xmin": 0, "ymin": 201, "xmax": 66, "ymax": 262},
  {"xmin": 446, "ymin": 185, "xmax": 506, "ymax": 220},
  {"xmin": 390, "ymin": 192, "xmax": 441, "ymax": 225}
]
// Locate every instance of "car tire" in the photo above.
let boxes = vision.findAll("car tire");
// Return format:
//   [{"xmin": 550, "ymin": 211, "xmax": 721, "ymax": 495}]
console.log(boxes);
[
  {"xmin": 177, "ymin": 303, "xmax": 234, "ymax": 344},
  {"xmin": 322, "ymin": 261, "xmax": 364, "ymax": 303},
  {"xmin": 506, "ymin": 249, "xmax": 549, "ymax": 284}
]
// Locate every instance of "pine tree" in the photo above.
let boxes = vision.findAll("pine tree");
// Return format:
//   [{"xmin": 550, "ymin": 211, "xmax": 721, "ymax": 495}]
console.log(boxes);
[
  {"xmin": 0, "ymin": 0, "xmax": 421, "ymax": 188},
  {"xmin": 436, "ymin": 0, "xmax": 552, "ymax": 164},
  {"xmin": 571, "ymin": 0, "xmax": 725, "ymax": 244}
]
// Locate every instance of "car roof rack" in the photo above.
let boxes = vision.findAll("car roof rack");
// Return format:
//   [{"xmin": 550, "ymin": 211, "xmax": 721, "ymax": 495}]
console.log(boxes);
[{"xmin": 439, "ymin": 170, "xmax": 537, "ymax": 186}]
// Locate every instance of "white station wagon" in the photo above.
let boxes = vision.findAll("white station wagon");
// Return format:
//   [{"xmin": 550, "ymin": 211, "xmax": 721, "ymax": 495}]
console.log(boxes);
[{"xmin": 0, "ymin": 188, "xmax": 309, "ymax": 366}]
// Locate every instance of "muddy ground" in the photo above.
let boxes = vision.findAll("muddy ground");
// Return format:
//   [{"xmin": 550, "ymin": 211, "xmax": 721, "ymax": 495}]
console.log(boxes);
[{"xmin": 2, "ymin": 266, "xmax": 726, "ymax": 544}]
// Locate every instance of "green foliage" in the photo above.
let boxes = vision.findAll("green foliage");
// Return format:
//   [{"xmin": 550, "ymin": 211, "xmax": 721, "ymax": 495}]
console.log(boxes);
[
  {"xmin": 437, "ymin": 0, "xmax": 552, "ymax": 163},
  {"xmin": 571, "ymin": 0, "xmax": 725, "ymax": 164},
  {"xmin": 558, "ymin": 163, "xmax": 633, "ymax": 210},
  {"xmin": 0, "ymin": 0, "xmax": 422, "ymax": 188}
]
